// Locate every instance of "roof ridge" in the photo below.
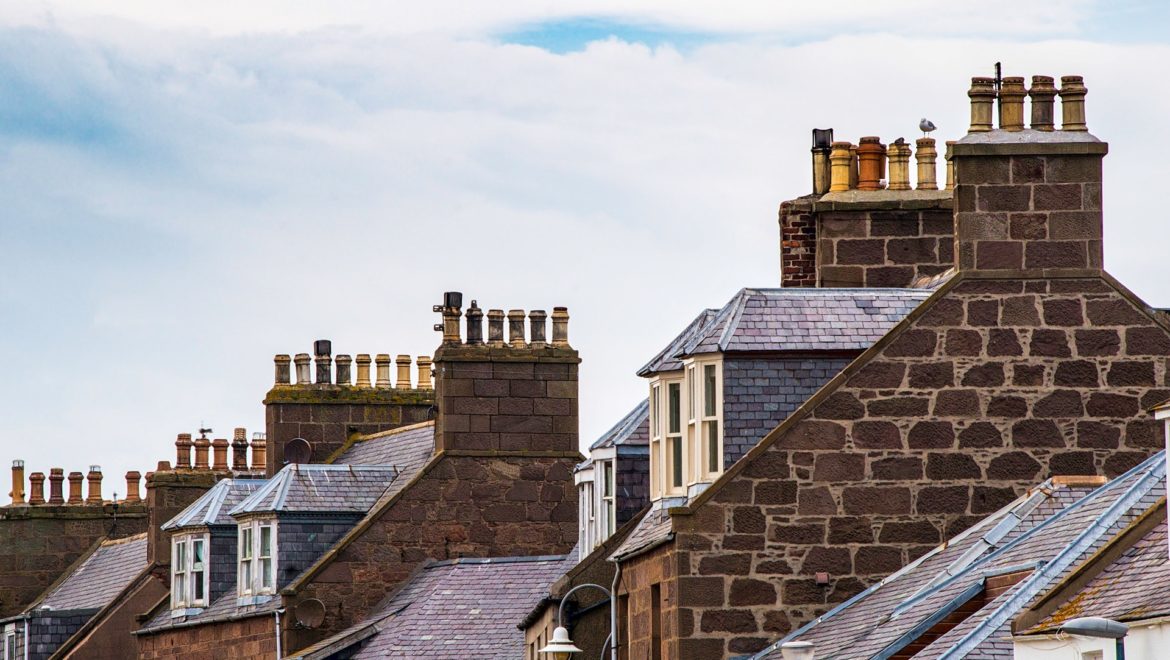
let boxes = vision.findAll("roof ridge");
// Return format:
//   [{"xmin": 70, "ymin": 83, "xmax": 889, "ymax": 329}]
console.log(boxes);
[
  {"xmin": 425, "ymin": 554, "xmax": 568, "ymax": 569},
  {"xmin": 717, "ymin": 288, "xmax": 753, "ymax": 352},
  {"xmin": 99, "ymin": 532, "xmax": 148, "ymax": 546},
  {"xmin": 358, "ymin": 419, "xmax": 436, "ymax": 441}
]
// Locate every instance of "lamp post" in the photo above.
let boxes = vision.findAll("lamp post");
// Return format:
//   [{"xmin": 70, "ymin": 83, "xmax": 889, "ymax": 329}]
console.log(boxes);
[
  {"xmin": 538, "ymin": 583, "xmax": 615, "ymax": 660},
  {"xmin": 1061, "ymin": 617, "xmax": 1128, "ymax": 660}
]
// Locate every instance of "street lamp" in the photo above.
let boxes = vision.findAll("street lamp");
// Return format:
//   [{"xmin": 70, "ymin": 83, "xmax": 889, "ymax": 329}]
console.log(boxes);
[
  {"xmin": 1061, "ymin": 617, "xmax": 1128, "ymax": 660},
  {"xmin": 538, "ymin": 583, "xmax": 615, "ymax": 660}
]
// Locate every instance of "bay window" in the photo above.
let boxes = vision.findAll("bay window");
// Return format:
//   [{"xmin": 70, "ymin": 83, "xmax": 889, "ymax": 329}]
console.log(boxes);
[
  {"xmin": 650, "ymin": 383, "xmax": 662, "ymax": 497},
  {"xmin": 665, "ymin": 381, "xmax": 684, "ymax": 494},
  {"xmin": 701, "ymin": 362, "xmax": 722, "ymax": 477},
  {"xmin": 238, "ymin": 519, "xmax": 277, "ymax": 599},
  {"xmin": 602, "ymin": 460, "xmax": 616, "ymax": 537},
  {"xmin": 170, "ymin": 533, "xmax": 210, "ymax": 612}
]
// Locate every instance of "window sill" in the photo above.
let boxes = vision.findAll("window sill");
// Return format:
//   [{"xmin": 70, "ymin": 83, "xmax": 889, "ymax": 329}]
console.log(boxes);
[
  {"xmin": 170, "ymin": 607, "xmax": 204, "ymax": 618},
  {"xmin": 236, "ymin": 594, "xmax": 273, "ymax": 607}
]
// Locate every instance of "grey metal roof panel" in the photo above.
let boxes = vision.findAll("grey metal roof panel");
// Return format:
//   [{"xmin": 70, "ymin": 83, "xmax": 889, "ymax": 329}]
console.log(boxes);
[
  {"xmin": 40, "ymin": 533, "xmax": 148, "ymax": 612},
  {"xmin": 589, "ymin": 399, "xmax": 650, "ymax": 451},
  {"xmin": 162, "ymin": 478, "xmax": 267, "ymax": 530},
  {"xmin": 229, "ymin": 464, "xmax": 399, "ymax": 516},
  {"xmin": 349, "ymin": 555, "xmax": 573, "ymax": 658}
]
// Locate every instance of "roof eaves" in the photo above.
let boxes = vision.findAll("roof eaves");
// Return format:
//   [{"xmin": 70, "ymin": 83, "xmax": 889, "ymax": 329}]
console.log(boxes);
[
  {"xmin": 716, "ymin": 288, "xmax": 754, "ymax": 353},
  {"xmin": 935, "ymin": 453, "xmax": 1166, "ymax": 659}
]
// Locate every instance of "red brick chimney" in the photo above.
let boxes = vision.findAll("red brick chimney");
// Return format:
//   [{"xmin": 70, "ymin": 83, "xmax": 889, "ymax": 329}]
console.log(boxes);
[
  {"xmin": 433, "ymin": 294, "xmax": 579, "ymax": 454},
  {"xmin": 953, "ymin": 74, "xmax": 1106, "ymax": 274}
]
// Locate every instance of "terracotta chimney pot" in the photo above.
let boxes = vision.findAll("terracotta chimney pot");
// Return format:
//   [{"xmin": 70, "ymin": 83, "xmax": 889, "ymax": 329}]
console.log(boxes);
[
  {"xmin": 125, "ymin": 471, "xmax": 142, "ymax": 503},
  {"xmin": 465, "ymin": 302, "xmax": 484, "ymax": 344},
  {"xmin": 86, "ymin": 466, "xmax": 103, "ymax": 504},
  {"xmin": 998, "ymin": 76, "xmax": 1027, "ymax": 131},
  {"xmin": 915, "ymin": 138, "xmax": 938, "ymax": 190},
  {"xmin": 396, "ymin": 355, "xmax": 413, "ymax": 389},
  {"xmin": 828, "ymin": 141, "xmax": 852, "ymax": 192},
  {"xmin": 175, "ymin": 433, "xmax": 193, "ymax": 470},
  {"xmin": 487, "ymin": 309, "xmax": 506, "ymax": 346},
  {"xmin": 193, "ymin": 435, "xmax": 211, "ymax": 470},
  {"xmin": 848, "ymin": 145, "xmax": 859, "ymax": 189},
  {"xmin": 250, "ymin": 434, "xmax": 267, "ymax": 471},
  {"xmin": 293, "ymin": 353, "xmax": 312, "ymax": 385},
  {"xmin": 10, "ymin": 460, "xmax": 24, "ymax": 505},
  {"xmin": 28, "ymin": 471, "xmax": 45, "ymax": 505},
  {"xmin": 1029, "ymin": 75, "xmax": 1057, "ymax": 131},
  {"xmin": 374, "ymin": 354, "xmax": 392, "ymax": 388},
  {"xmin": 67, "ymin": 472, "xmax": 84, "ymax": 504},
  {"xmin": 944, "ymin": 141, "xmax": 957, "ymax": 191},
  {"xmin": 314, "ymin": 340, "xmax": 332, "ymax": 384},
  {"xmin": 551, "ymin": 307, "xmax": 571, "ymax": 347},
  {"xmin": 1059, "ymin": 75, "xmax": 1088, "ymax": 131},
  {"xmin": 335, "ymin": 354, "xmax": 352, "ymax": 385},
  {"xmin": 968, "ymin": 77, "xmax": 997, "ymax": 132},
  {"xmin": 232, "ymin": 428, "xmax": 249, "ymax": 470},
  {"xmin": 273, "ymin": 354, "xmax": 291, "ymax": 385},
  {"xmin": 856, "ymin": 137, "xmax": 886, "ymax": 191},
  {"xmin": 507, "ymin": 310, "xmax": 527, "ymax": 346},
  {"xmin": 529, "ymin": 310, "xmax": 548, "ymax": 348},
  {"xmin": 211, "ymin": 438, "xmax": 229, "ymax": 470},
  {"xmin": 354, "ymin": 354, "xmax": 372, "ymax": 387},
  {"xmin": 886, "ymin": 140, "xmax": 912, "ymax": 191}
]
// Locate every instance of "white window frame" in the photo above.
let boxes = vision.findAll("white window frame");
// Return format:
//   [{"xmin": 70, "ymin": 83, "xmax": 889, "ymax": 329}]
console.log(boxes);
[
  {"xmin": 698, "ymin": 359, "xmax": 723, "ymax": 480},
  {"xmin": 237, "ymin": 518, "xmax": 278, "ymax": 599},
  {"xmin": 4, "ymin": 628, "xmax": 15, "ymax": 660},
  {"xmin": 650, "ymin": 382, "xmax": 662, "ymax": 499},
  {"xmin": 664, "ymin": 378, "xmax": 686, "ymax": 496},
  {"xmin": 601, "ymin": 460, "xmax": 616, "ymax": 537},
  {"xmin": 578, "ymin": 477, "xmax": 595, "ymax": 551},
  {"xmin": 170, "ymin": 532, "xmax": 211, "ymax": 612}
]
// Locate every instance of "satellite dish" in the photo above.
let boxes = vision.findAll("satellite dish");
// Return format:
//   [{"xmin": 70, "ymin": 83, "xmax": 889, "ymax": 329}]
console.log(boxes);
[
  {"xmin": 294, "ymin": 598, "xmax": 326, "ymax": 629},
  {"xmin": 284, "ymin": 438, "xmax": 312, "ymax": 465}
]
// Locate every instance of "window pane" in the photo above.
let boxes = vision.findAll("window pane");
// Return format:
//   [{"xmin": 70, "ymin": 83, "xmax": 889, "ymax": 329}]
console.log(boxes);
[
  {"xmin": 603, "ymin": 462, "xmax": 613, "ymax": 496},
  {"xmin": 192, "ymin": 539, "xmax": 204, "ymax": 567},
  {"xmin": 260, "ymin": 526, "xmax": 272, "ymax": 557},
  {"xmin": 671, "ymin": 437, "xmax": 683, "ymax": 487},
  {"xmin": 173, "ymin": 574, "xmax": 185, "ymax": 603},
  {"xmin": 687, "ymin": 367, "xmax": 695, "ymax": 418},
  {"xmin": 651, "ymin": 386, "xmax": 660, "ymax": 437},
  {"xmin": 193, "ymin": 570, "xmax": 205, "ymax": 601},
  {"xmin": 668, "ymin": 383, "xmax": 680, "ymax": 434},
  {"xmin": 704, "ymin": 365, "xmax": 717, "ymax": 416},
  {"xmin": 240, "ymin": 528, "xmax": 252, "ymax": 559},
  {"xmin": 261, "ymin": 558, "xmax": 274, "ymax": 589},
  {"xmin": 241, "ymin": 561, "xmax": 252, "ymax": 590},
  {"xmin": 706, "ymin": 421, "xmax": 719, "ymax": 473},
  {"xmin": 175, "ymin": 540, "xmax": 186, "ymax": 568}
]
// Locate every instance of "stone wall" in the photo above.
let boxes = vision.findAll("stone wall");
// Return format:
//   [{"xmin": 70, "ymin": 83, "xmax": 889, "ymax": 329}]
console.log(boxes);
[
  {"xmin": 779, "ymin": 194, "xmax": 955, "ymax": 289},
  {"xmin": 60, "ymin": 571, "xmax": 167, "ymax": 660},
  {"xmin": 616, "ymin": 544, "xmax": 681, "ymax": 660},
  {"xmin": 723, "ymin": 357, "xmax": 854, "ymax": 469},
  {"xmin": 283, "ymin": 452, "xmax": 579, "ymax": 653},
  {"xmin": 665, "ymin": 273, "xmax": 1170, "ymax": 656},
  {"xmin": 264, "ymin": 389, "xmax": 434, "ymax": 476},
  {"xmin": 136, "ymin": 613, "xmax": 277, "ymax": 660},
  {"xmin": 0, "ymin": 504, "xmax": 147, "ymax": 618}
]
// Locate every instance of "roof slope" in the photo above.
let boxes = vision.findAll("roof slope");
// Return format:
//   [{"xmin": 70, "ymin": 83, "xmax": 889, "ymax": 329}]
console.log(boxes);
[
  {"xmin": 334, "ymin": 421, "xmax": 435, "ymax": 468},
  {"xmin": 753, "ymin": 453, "xmax": 1166, "ymax": 659},
  {"xmin": 685, "ymin": 288, "xmax": 931, "ymax": 356},
  {"xmin": 589, "ymin": 399, "xmax": 649, "ymax": 451},
  {"xmin": 230, "ymin": 464, "xmax": 399, "ymax": 516},
  {"xmin": 295, "ymin": 555, "xmax": 571, "ymax": 659},
  {"xmin": 1025, "ymin": 515, "xmax": 1170, "ymax": 632},
  {"xmin": 637, "ymin": 308, "xmax": 718, "ymax": 376},
  {"xmin": 40, "ymin": 534, "xmax": 148, "ymax": 612},
  {"xmin": 162, "ymin": 478, "xmax": 266, "ymax": 530}
]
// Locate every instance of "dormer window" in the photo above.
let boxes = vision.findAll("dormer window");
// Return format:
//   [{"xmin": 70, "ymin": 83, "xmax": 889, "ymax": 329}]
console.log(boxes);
[
  {"xmin": 699, "ymin": 361, "xmax": 722, "ymax": 478},
  {"xmin": 238, "ymin": 519, "xmax": 277, "ymax": 600},
  {"xmin": 649, "ymin": 357, "xmax": 723, "ymax": 500},
  {"xmin": 170, "ymin": 533, "xmax": 210, "ymax": 612}
]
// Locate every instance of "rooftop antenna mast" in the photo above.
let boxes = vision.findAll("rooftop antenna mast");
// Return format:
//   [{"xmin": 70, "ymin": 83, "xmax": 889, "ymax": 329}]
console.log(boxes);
[{"xmin": 994, "ymin": 62, "xmax": 1002, "ymax": 92}]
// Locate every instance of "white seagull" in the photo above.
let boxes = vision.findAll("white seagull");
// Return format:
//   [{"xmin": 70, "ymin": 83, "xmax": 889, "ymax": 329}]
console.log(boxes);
[{"xmin": 919, "ymin": 118, "xmax": 937, "ymax": 137}]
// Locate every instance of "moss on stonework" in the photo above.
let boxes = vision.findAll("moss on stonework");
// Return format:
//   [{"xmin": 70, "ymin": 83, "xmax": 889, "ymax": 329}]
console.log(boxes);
[
  {"xmin": 434, "ymin": 345, "xmax": 580, "ymax": 363},
  {"xmin": 0, "ymin": 504, "xmax": 148, "ymax": 520},
  {"xmin": 263, "ymin": 386, "xmax": 436, "ymax": 405}
]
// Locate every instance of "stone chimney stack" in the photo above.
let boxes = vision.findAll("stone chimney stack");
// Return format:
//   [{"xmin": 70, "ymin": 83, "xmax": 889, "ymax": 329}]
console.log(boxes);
[
  {"xmin": 432, "ymin": 292, "xmax": 580, "ymax": 454},
  {"xmin": 145, "ymin": 462, "xmax": 219, "ymax": 566},
  {"xmin": 954, "ymin": 73, "xmax": 1106, "ymax": 275},
  {"xmin": 9, "ymin": 460, "xmax": 24, "ymax": 505},
  {"xmin": 86, "ymin": 466, "xmax": 103, "ymax": 504}
]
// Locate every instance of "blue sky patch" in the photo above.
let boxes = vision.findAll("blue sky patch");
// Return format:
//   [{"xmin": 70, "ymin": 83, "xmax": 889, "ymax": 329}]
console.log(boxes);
[{"xmin": 498, "ymin": 18, "xmax": 718, "ymax": 53}]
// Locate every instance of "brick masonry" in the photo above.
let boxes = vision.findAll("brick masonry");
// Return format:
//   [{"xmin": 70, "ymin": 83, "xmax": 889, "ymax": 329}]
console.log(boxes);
[
  {"xmin": 723, "ymin": 357, "xmax": 854, "ymax": 468},
  {"xmin": 264, "ymin": 389, "xmax": 434, "ymax": 477},
  {"xmin": 136, "ymin": 613, "xmax": 277, "ymax": 660},
  {"xmin": 779, "ymin": 196, "xmax": 955, "ymax": 289},
  {"xmin": 0, "ymin": 505, "xmax": 147, "ymax": 618},
  {"xmin": 664, "ymin": 273, "xmax": 1170, "ymax": 656}
]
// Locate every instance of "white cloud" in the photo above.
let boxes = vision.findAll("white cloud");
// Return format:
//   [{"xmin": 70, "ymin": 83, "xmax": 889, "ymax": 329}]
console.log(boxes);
[{"xmin": 0, "ymin": 13, "xmax": 1167, "ymax": 491}]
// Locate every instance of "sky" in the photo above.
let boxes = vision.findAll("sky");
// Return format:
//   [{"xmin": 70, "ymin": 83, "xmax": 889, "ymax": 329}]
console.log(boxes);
[{"xmin": 1, "ymin": 1, "xmax": 1169, "ymax": 500}]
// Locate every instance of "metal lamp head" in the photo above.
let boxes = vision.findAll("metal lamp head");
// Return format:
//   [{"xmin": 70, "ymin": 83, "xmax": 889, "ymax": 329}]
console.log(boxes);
[
  {"xmin": 538, "ymin": 626, "xmax": 582, "ymax": 660},
  {"xmin": 1062, "ymin": 617, "xmax": 1128, "ymax": 639}
]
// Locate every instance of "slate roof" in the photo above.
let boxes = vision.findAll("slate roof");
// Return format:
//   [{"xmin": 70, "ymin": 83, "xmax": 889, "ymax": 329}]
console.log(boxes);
[
  {"xmin": 334, "ymin": 421, "xmax": 435, "ymax": 468},
  {"xmin": 1024, "ymin": 516, "xmax": 1170, "ymax": 632},
  {"xmin": 609, "ymin": 503, "xmax": 673, "ymax": 561},
  {"xmin": 230, "ymin": 464, "xmax": 399, "ymax": 516},
  {"xmin": 162, "ymin": 478, "xmax": 267, "ymax": 530},
  {"xmin": 39, "ymin": 533, "xmax": 148, "ymax": 612},
  {"xmin": 589, "ymin": 399, "xmax": 649, "ymax": 451},
  {"xmin": 684, "ymin": 288, "xmax": 932, "ymax": 356},
  {"xmin": 293, "ymin": 555, "xmax": 572, "ymax": 659},
  {"xmin": 137, "ymin": 585, "xmax": 281, "ymax": 635},
  {"xmin": 753, "ymin": 453, "xmax": 1167, "ymax": 660},
  {"xmin": 638, "ymin": 308, "xmax": 718, "ymax": 376}
]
